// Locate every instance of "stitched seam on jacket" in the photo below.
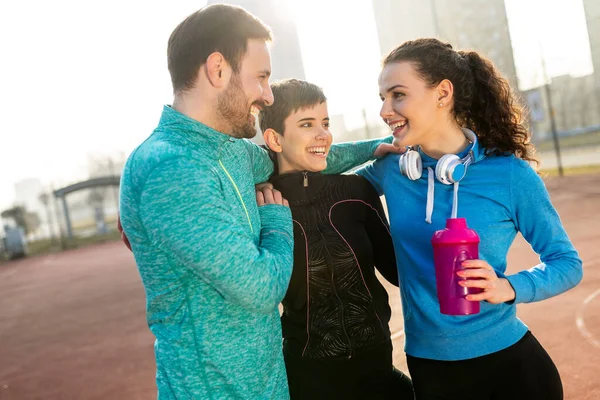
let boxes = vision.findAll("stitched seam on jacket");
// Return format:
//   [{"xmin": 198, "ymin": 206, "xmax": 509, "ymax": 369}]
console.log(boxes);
[
  {"xmin": 218, "ymin": 158, "xmax": 254, "ymax": 233},
  {"xmin": 329, "ymin": 200, "xmax": 385, "ymax": 330},
  {"xmin": 293, "ymin": 219, "xmax": 311, "ymax": 357}
]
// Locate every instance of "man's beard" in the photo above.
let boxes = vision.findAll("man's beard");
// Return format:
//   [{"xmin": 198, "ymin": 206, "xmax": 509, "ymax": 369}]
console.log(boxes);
[{"xmin": 217, "ymin": 74, "xmax": 258, "ymax": 139}]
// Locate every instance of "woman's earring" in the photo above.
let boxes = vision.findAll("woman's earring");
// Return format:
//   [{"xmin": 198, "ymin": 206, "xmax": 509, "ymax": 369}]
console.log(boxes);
[{"xmin": 439, "ymin": 102, "xmax": 444, "ymax": 107}]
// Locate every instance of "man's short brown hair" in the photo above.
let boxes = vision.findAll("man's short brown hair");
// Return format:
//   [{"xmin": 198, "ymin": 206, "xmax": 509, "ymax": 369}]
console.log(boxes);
[{"xmin": 167, "ymin": 4, "xmax": 272, "ymax": 94}]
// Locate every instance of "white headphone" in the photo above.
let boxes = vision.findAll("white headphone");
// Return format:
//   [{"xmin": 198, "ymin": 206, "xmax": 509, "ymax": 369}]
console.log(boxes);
[{"xmin": 399, "ymin": 129, "xmax": 477, "ymax": 185}]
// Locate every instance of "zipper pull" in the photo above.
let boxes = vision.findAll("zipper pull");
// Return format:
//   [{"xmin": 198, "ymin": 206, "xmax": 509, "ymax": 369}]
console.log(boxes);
[{"xmin": 303, "ymin": 172, "xmax": 308, "ymax": 187}]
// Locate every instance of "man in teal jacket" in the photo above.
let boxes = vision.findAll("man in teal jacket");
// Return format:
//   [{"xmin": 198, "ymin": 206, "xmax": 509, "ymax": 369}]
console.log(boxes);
[{"xmin": 119, "ymin": 5, "xmax": 397, "ymax": 399}]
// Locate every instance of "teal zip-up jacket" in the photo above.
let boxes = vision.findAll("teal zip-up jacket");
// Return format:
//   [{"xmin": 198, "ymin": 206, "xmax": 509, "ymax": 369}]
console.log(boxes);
[{"xmin": 119, "ymin": 105, "xmax": 392, "ymax": 399}]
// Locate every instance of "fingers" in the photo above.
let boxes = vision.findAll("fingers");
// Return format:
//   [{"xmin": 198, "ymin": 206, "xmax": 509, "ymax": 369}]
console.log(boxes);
[
  {"xmin": 457, "ymin": 261, "xmax": 496, "ymax": 290},
  {"xmin": 262, "ymin": 188, "xmax": 276, "ymax": 204},
  {"xmin": 257, "ymin": 187, "xmax": 288, "ymax": 206},
  {"xmin": 256, "ymin": 190, "xmax": 265, "ymax": 206},
  {"xmin": 460, "ymin": 260, "xmax": 493, "ymax": 270},
  {"xmin": 457, "ymin": 260, "xmax": 495, "ymax": 285},
  {"xmin": 374, "ymin": 143, "xmax": 408, "ymax": 158},
  {"xmin": 457, "ymin": 268, "xmax": 494, "ymax": 280},
  {"xmin": 255, "ymin": 182, "xmax": 274, "ymax": 191},
  {"xmin": 455, "ymin": 261, "xmax": 516, "ymax": 304},
  {"xmin": 389, "ymin": 144, "xmax": 408, "ymax": 154},
  {"xmin": 465, "ymin": 280, "xmax": 515, "ymax": 304},
  {"xmin": 465, "ymin": 292, "xmax": 494, "ymax": 302},
  {"xmin": 273, "ymin": 189, "xmax": 283, "ymax": 205},
  {"xmin": 458, "ymin": 277, "xmax": 492, "ymax": 290}
]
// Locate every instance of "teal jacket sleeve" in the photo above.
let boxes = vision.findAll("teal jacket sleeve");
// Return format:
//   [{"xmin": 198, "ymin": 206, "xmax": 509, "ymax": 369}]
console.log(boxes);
[
  {"xmin": 322, "ymin": 136, "xmax": 394, "ymax": 175},
  {"xmin": 138, "ymin": 157, "xmax": 294, "ymax": 314},
  {"xmin": 243, "ymin": 139, "xmax": 275, "ymax": 184},
  {"xmin": 244, "ymin": 136, "xmax": 394, "ymax": 183},
  {"xmin": 505, "ymin": 160, "xmax": 583, "ymax": 303}
]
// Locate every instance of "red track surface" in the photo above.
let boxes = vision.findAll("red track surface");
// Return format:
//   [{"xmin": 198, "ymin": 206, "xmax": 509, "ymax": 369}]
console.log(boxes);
[{"xmin": 1, "ymin": 174, "xmax": 598, "ymax": 400}]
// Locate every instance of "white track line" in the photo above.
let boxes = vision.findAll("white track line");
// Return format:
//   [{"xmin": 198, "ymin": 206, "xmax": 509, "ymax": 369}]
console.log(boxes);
[
  {"xmin": 42, "ymin": 255, "xmax": 56, "ymax": 265},
  {"xmin": 575, "ymin": 288, "xmax": 600, "ymax": 349}
]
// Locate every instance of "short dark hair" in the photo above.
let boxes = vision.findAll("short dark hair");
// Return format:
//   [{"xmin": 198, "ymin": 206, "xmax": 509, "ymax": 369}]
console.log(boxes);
[
  {"xmin": 167, "ymin": 4, "xmax": 273, "ymax": 94},
  {"xmin": 259, "ymin": 79, "xmax": 327, "ymax": 135}
]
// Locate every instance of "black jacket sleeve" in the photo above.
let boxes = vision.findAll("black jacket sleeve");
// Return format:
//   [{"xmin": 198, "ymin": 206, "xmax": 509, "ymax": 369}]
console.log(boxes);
[{"xmin": 358, "ymin": 176, "xmax": 399, "ymax": 286}]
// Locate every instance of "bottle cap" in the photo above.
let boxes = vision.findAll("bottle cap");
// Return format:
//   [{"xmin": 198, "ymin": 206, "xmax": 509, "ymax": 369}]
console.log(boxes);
[{"xmin": 446, "ymin": 218, "xmax": 467, "ymax": 230}]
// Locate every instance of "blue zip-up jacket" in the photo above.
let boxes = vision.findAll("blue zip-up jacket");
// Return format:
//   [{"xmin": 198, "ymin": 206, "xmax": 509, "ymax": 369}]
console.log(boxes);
[
  {"xmin": 357, "ymin": 137, "xmax": 582, "ymax": 361},
  {"xmin": 119, "ymin": 105, "xmax": 392, "ymax": 399}
]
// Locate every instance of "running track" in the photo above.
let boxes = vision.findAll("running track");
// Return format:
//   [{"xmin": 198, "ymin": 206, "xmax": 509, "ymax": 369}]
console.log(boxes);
[{"xmin": 1, "ymin": 174, "xmax": 598, "ymax": 399}]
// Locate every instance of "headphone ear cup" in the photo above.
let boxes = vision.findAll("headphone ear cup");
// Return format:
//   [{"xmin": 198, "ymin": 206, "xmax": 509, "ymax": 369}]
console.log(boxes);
[
  {"xmin": 400, "ymin": 150, "xmax": 422, "ymax": 180},
  {"xmin": 436, "ymin": 154, "xmax": 460, "ymax": 185}
]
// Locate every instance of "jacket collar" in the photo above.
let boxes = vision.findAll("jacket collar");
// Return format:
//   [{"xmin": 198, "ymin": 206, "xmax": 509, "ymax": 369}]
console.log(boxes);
[
  {"xmin": 157, "ymin": 105, "xmax": 236, "ymax": 152},
  {"xmin": 270, "ymin": 171, "xmax": 328, "ymax": 203}
]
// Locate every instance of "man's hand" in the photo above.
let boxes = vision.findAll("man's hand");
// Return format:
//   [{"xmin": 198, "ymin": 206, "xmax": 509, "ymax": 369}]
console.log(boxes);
[
  {"xmin": 255, "ymin": 182, "xmax": 274, "ymax": 192},
  {"xmin": 256, "ymin": 186, "xmax": 289, "ymax": 207},
  {"xmin": 117, "ymin": 215, "xmax": 132, "ymax": 252},
  {"xmin": 374, "ymin": 143, "xmax": 407, "ymax": 158},
  {"xmin": 457, "ymin": 260, "xmax": 516, "ymax": 304}
]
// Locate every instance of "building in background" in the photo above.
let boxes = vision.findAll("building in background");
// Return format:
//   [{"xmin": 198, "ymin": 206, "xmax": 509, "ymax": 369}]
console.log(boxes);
[
  {"xmin": 207, "ymin": 0, "xmax": 305, "ymax": 82},
  {"xmin": 584, "ymin": 0, "xmax": 600, "ymax": 80},
  {"xmin": 524, "ymin": 74, "xmax": 600, "ymax": 141},
  {"xmin": 583, "ymin": 0, "xmax": 600, "ymax": 119},
  {"xmin": 372, "ymin": 0, "xmax": 600, "ymax": 140},
  {"xmin": 372, "ymin": 0, "xmax": 519, "ymax": 89},
  {"xmin": 522, "ymin": 0, "xmax": 600, "ymax": 141}
]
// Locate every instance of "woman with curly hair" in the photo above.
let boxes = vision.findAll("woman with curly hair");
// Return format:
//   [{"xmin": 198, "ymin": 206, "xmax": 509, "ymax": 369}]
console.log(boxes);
[{"xmin": 357, "ymin": 38, "xmax": 582, "ymax": 400}]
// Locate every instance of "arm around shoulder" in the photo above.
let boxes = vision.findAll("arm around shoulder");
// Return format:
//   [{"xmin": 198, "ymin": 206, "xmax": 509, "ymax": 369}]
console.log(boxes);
[
  {"xmin": 324, "ymin": 136, "xmax": 395, "ymax": 175},
  {"xmin": 243, "ymin": 139, "xmax": 275, "ymax": 184}
]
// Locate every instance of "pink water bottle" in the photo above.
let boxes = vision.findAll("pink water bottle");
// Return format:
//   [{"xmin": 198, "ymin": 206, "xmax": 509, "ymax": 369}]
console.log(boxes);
[{"xmin": 431, "ymin": 218, "xmax": 481, "ymax": 315}]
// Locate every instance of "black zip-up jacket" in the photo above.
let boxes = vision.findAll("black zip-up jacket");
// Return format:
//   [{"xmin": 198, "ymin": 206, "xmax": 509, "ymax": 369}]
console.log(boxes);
[{"xmin": 271, "ymin": 171, "xmax": 399, "ymax": 360}]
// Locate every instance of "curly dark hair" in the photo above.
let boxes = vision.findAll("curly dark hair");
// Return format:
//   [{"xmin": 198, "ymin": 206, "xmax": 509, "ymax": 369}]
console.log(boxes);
[{"xmin": 384, "ymin": 38, "xmax": 538, "ymax": 167}]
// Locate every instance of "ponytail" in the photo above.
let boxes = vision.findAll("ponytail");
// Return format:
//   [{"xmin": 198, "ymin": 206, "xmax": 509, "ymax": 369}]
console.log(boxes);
[
  {"xmin": 459, "ymin": 51, "xmax": 538, "ymax": 167},
  {"xmin": 384, "ymin": 38, "xmax": 538, "ymax": 168}
]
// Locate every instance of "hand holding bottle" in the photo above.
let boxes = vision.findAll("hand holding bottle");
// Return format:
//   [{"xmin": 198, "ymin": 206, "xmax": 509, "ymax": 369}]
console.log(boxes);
[{"xmin": 457, "ymin": 260, "xmax": 516, "ymax": 304}]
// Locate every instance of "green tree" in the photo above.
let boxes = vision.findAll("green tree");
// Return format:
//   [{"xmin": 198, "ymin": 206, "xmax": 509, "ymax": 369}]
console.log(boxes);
[{"xmin": 1, "ymin": 206, "xmax": 41, "ymax": 235}]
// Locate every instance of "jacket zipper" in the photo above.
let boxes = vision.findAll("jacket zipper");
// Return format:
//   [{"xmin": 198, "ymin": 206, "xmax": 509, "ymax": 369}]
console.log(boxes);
[{"xmin": 303, "ymin": 171, "xmax": 308, "ymax": 187}]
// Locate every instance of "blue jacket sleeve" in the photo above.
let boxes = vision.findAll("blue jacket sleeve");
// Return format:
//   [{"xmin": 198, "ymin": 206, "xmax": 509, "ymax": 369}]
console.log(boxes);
[
  {"xmin": 138, "ymin": 157, "xmax": 294, "ymax": 314},
  {"xmin": 355, "ymin": 157, "xmax": 392, "ymax": 196},
  {"xmin": 505, "ymin": 160, "xmax": 583, "ymax": 303}
]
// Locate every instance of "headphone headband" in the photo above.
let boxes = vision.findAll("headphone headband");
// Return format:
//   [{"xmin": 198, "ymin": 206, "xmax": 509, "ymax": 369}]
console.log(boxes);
[{"xmin": 399, "ymin": 129, "xmax": 479, "ymax": 184}]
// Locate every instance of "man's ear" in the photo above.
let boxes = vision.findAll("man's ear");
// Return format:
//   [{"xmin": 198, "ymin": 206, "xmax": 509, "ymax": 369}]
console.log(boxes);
[
  {"xmin": 263, "ymin": 128, "xmax": 283, "ymax": 153},
  {"xmin": 205, "ymin": 52, "xmax": 231, "ymax": 88}
]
